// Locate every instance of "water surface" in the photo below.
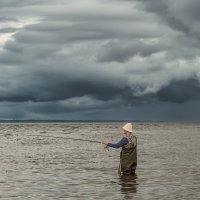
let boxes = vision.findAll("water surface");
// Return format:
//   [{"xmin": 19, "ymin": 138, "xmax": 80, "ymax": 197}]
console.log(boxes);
[{"xmin": 0, "ymin": 122, "xmax": 200, "ymax": 199}]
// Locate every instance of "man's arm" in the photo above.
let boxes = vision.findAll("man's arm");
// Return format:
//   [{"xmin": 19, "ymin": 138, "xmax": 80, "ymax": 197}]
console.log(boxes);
[{"xmin": 107, "ymin": 137, "xmax": 128, "ymax": 148}]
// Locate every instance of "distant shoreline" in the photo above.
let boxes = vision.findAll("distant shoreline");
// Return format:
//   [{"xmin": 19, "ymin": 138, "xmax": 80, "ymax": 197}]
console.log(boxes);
[
  {"xmin": 0, "ymin": 120, "xmax": 152, "ymax": 123},
  {"xmin": 0, "ymin": 120, "xmax": 199, "ymax": 123}
]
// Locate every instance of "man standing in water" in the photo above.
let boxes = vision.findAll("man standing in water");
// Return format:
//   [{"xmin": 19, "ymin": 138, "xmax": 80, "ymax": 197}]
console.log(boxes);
[{"xmin": 103, "ymin": 123, "xmax": 137, "ymax": 175}]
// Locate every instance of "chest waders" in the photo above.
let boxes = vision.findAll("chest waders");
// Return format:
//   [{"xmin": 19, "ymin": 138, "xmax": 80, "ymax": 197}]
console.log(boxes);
[{"xmin": 118, "ymin": 134, "xmax": 137, "ymax": 175}]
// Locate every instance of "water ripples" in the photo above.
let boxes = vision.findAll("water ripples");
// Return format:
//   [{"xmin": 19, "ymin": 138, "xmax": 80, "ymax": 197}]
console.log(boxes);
[{"xmin": 0, "ymin": 122, "xmax": 200, "ymax": 199}]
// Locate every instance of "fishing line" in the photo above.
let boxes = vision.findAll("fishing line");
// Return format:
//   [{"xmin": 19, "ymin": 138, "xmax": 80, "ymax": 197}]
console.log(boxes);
[{"xmin": 27, "ymin": 134, "xmax": 109, "ymax": 150}]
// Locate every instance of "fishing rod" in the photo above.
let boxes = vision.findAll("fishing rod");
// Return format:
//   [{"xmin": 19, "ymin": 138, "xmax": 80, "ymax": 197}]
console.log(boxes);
[{"xmin": 28, "ymin": 134, "xmax": 109, "ymax": 150}]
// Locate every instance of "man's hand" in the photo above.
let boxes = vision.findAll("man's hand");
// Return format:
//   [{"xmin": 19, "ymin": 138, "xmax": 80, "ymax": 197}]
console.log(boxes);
[{"xmin": 102, "ymin": 139, "xmax": 109, "ymax": 145}]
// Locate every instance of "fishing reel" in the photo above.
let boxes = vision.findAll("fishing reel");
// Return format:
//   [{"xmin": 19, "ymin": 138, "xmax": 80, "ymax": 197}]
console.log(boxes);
[{"xmin": 104, "ymin": 145, "xmax": 110, "ymax": 151}]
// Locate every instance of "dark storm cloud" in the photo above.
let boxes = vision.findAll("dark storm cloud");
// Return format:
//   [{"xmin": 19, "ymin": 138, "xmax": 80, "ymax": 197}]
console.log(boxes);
[
  {"xmin": 0, "ymin": 69, "xmax": 138, "ymax": 103},
  {"xmin": 157, "ymin": 78, "xmax": 200, "ymax": 103},
  {"xmin": 0, "ymin": 0, "xmax": 200, "ymax": 121}
]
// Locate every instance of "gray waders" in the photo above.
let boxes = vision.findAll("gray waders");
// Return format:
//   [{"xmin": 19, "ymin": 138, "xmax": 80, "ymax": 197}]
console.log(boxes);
[{"xmin": 118, "ymin": 134, "xmax": 137, "ymax": 176}]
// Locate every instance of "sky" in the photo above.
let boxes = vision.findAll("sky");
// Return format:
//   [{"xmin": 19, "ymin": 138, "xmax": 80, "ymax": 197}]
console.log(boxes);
[{"xmin": 0, "ymin": 0, "xmax": 200, "ymax": 121}]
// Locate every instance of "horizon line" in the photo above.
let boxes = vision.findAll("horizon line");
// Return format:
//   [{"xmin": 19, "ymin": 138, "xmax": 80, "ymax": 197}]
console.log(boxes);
[{"xmin": 0, "ymin": 119, "xmax": 199, "ymax": 123}]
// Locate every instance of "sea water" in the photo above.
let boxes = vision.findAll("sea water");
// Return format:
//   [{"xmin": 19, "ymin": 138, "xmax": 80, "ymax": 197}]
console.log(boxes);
[{"xmin": 0, "ymin": 122, "xmax": 200, "ymax": 200}]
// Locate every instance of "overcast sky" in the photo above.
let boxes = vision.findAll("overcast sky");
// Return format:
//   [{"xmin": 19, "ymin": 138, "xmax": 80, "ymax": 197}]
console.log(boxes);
[{"xmin": 0, "ymin": 0, "xmax": 200, "ymax": 121}]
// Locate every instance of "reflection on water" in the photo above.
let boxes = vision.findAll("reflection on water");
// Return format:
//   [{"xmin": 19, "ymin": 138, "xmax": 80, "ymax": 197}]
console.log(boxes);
[
  {"xmin": 119, "ymin": 174, "xmax": 138, "ymax": 199},
  {"xmin": 0, "ymin": 122, "xmax": 200, "ymax": 199}
]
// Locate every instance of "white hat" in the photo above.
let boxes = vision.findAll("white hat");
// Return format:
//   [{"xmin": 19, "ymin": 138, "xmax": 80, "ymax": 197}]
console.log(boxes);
[{"xmin": 122, "ymin": 123, "xmax": 133, "ymax": 133}]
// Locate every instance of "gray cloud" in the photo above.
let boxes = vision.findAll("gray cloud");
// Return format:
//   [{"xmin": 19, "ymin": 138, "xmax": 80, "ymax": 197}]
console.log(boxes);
[
  {"xmin": 0, "ymin": 17, "xmax": 19, "ymax": 22},
  {"xmin": 137, "ymin": 0, "xmax": 200, "ymax": 36},
  {"xmin": 0, "ymin": 68, "xmax": 143, "ymax": 103},
  {"xmin": 0, "ymin": 27, "xmax": 18, "ymax": 33},
  {"xmin": 136, "ymin": 0, "xmax": 190, "ymax": 33},
  {"xmin": 97, "ymin": 39, "xmax": 170, "ymax": 63},
  {"xmin": 0, "ymin": 0, "xmax": 58, "ymax": 8},
  {"xmin": 0, "ymin": 0, "xmax": 200, "ymax": 121},
  {"xmin": 157, "ymin": 78, "xmax": 200, "ymax": 103}
]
